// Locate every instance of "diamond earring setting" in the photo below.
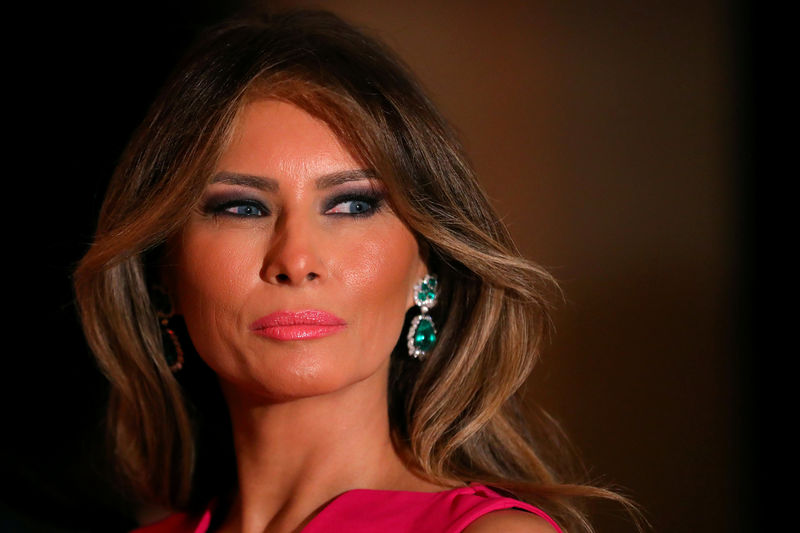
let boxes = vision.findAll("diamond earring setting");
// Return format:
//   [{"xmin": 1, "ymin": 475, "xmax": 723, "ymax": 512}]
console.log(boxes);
[{"xmin": 407, "ymin": 274, "xmax": 438, "ymax": 359}]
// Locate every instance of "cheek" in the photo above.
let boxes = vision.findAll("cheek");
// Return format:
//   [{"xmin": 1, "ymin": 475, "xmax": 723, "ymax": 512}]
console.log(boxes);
[
  {"xmin": 177, "ymin": 232, "xmax": 259, "ymax": 309},
  {"xmin": 336, "ymin": 222, "xmax": 422, "ymax": 357},
  {"xmin": 172, "ymin": 229, "xmax": 264, "ymax": 362}
]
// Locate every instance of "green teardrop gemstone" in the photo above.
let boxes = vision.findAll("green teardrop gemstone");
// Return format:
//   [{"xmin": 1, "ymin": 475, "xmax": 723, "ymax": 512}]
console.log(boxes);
[{"xmin": 413, "ymin": 319, "xmax": 436, "ymax": 352}]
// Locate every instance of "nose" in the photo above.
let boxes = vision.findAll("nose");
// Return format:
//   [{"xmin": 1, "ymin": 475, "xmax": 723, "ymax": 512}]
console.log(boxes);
[{"xmin": 261, "ymin": 210, "xmax": 327, "ymax": 286}]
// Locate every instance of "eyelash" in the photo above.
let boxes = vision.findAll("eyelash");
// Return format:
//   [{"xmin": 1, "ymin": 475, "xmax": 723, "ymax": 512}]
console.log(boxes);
[
  {"xmin": 204, "ymin": 190, "xmax": 385, "ymax": 219},
  {"xmin": 208, "ymin": 198, "xmax": 271, "ymax": 218},
  {"xmin": 323, "ymin": 191, "xmax": 384, "ymax": 217}
]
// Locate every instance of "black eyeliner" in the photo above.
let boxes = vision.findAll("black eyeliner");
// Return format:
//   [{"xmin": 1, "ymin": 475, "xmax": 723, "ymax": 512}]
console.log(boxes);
[
  {"xmin": 323, "ymin": 188, "xmax": 386, "ymax": 216},
  {"xmin": 202, "ymin": 193, "xmax": 271, "ymax": 217}
]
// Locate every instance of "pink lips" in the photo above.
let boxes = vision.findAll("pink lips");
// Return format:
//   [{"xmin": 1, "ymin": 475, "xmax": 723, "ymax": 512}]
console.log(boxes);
[{"xmin": 250, "ymin": 310, "xmax": 347, "ymax": 341}]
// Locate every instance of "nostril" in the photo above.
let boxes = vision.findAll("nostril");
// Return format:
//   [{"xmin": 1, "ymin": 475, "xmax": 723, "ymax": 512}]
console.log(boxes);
[
  {"xmin": 276, "ymin": 273, "xmax": 290, "ymax": 283},
  {"xmin": 306, "ymin": 272, "xmax": 319, "ymax": 281}
]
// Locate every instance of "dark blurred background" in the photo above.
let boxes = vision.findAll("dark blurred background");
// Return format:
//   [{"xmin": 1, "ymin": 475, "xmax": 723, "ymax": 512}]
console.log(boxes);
[{"xmin": 3, "ymin": 1, "xmax": 754, "ymax": 532}]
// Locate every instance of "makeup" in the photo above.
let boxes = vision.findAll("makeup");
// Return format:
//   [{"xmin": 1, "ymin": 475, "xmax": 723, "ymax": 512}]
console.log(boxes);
[
  {"xmin": 250, "ymin": 310, "xmax": 347, "ymax": 341},
  {"xmin": 323, "ymin": 188, "xmax": 385, "ymax": 217}
]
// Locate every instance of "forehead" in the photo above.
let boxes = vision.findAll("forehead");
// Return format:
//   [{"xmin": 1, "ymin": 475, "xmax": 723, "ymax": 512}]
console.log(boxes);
[{"xmin": 217, "ymin": 99, "xmax": 360, "ymax": 181}]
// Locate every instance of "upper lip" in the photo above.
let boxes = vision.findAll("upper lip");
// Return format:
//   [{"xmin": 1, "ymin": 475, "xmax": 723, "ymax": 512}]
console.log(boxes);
[{"xmin": 249, "ymin": 310, "xmax": 346, "ymax": 330}]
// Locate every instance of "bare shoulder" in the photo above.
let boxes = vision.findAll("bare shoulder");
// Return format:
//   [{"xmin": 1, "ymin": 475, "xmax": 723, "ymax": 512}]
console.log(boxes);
[{"xmin": 462, "ymin": 509, "xmax": 558, "ymax": 533}]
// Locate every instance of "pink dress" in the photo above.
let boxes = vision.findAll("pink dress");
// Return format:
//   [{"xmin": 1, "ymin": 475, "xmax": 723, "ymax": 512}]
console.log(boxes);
[{"xmin": 131, "ymin": 483, "xmax": 562, "ymax": 533}]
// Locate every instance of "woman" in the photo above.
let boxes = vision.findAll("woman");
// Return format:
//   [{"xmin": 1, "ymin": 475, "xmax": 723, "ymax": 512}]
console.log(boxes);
[{"xmin": 75, "ymin": 9, "xmax": 636, "ymax": 533}]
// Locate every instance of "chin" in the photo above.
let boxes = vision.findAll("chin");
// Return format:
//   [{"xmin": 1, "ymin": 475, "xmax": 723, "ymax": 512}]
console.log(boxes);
[{"xmin": 214, "ymin": 350, "xmax": 387, "ymax": 403}]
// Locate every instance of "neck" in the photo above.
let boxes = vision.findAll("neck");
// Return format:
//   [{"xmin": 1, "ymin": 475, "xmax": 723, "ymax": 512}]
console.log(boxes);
[{"xmin": 216, "ymin": 367, "xmax": 437, "ymax": 533}]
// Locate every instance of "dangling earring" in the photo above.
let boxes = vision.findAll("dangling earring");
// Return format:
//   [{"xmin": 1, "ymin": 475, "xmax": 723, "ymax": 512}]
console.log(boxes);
[
  {"xmin": 151, "ymin": 286, "xmax": 184, "ymax": 373},
  {"xmin": 407, "ymin": 274, "xmax": 438, "ymax": 359},
  {"xmin": 160, "ymin": 316, "xmax": 185, "ymax": 372}
]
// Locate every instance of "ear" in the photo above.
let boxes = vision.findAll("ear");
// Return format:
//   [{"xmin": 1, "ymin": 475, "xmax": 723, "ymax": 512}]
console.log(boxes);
[
  {"xmin": 416, "ymin": 237, "xmax": 432, "ymax": 277},
  {"xmin": 407, "ymin": 239, "xmax": 432, "ymax": 310},
  {"xmin": 159, "ymin": 273, "xmax": 181, "ymax": 316},
  {"xmin": 155, "ymin": 241, "xmax": 182, "ymax": 315}
]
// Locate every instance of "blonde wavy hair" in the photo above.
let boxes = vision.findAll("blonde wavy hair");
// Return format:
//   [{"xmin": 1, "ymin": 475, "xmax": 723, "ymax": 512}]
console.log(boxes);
[{"xmin": 74, "ymin": 10, "xmax": 640, "ymax": 531}]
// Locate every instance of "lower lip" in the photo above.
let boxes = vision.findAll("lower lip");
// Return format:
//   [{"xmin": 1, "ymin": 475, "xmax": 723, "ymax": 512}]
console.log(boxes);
[{"xmin": 252, "ymin": 324, "xmax": 346, "ymax": 341}]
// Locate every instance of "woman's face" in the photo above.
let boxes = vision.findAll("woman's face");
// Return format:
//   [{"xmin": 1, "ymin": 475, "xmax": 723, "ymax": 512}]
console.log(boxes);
[{"xmin": 169, "ymin": 99, "xmax": 427, "ymax": 401}]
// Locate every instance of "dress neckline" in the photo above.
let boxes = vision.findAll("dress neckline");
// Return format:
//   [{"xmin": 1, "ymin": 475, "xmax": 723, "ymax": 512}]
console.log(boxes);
[
  {"xmin": 296, "ymin": 483, "xmax": 494, "ymax": 532},
  {"xmin": 204, "ymin": 483, "xmax": 487, "ymax": 532},
  {"xmin": 134, "ymin": 483, "xmax": 563, "ymax": 533}
]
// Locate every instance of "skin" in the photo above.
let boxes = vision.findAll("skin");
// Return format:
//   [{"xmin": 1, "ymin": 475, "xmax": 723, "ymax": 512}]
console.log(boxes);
[
  {"xmin": 167, "ymin": 100, "xmax": 548, "ymax": 532},
  {"xmin": 171, "ymin": 99, "xmax": 425, "ymax": 403}
]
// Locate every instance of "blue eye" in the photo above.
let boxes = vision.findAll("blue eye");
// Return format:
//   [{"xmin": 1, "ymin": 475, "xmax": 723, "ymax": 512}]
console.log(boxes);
[
  {"xmin": 205, "ymin": 198, "xmax": 269, "ymax": 218},
  {"xmin": 224, "ymin": 204, "xmax": 265, "ymax": 217},
  {"xmin": 324, "ymin": 190, "xmax": 384, "ymax": 217},
  {"xmin": 327, "ymin": 199, "xmax": 374, "ymax": 215}
]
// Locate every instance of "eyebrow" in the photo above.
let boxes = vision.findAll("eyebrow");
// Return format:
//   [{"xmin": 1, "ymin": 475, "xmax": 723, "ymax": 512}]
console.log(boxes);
[{"xmin": 210, "ymin": 169, "xmax": 378, "ymax": 191}]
